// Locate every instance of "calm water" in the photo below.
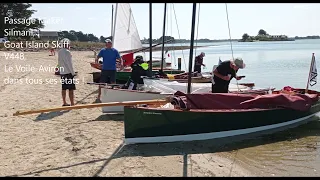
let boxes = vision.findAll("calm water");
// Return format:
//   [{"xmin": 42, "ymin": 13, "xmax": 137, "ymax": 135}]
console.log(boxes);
[
  {"xmin": 143, "ymin": 39, "xmax": 320, "ymax": 176},
  {"xmin": 142, "ymin": 39, "xmax": 320, "ymax": 91}
]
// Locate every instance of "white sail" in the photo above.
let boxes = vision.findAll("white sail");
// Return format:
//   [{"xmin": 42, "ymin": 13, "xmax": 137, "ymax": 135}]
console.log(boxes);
[{"xmin": 113, "ymin": 3, "xmax": 143, "ymax": 53}]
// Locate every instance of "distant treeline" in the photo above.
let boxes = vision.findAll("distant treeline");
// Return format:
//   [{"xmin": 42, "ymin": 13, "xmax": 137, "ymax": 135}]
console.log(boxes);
[
  {"xmin": 58, "ymin": 31, "xmax": 114, "ymax": 43},
  {"xmin": 140, "ymin": 36, "xmax": 238, "ymax": 44},
  {"xmin": 294, "ymin": 36, "xmax": 320, "ymax": 39}
]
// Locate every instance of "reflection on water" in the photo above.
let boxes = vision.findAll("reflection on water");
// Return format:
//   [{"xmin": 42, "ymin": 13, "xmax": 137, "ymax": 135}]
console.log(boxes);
[{"xmin": 223, "ymin": 115, "xmax": 320, "ymax": 176}]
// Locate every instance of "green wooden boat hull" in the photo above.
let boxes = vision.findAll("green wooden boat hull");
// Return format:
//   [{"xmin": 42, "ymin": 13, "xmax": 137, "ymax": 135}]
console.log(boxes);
[{"xmin": 123, "ymin": 100, "xmax": 320, "ymax": 144}]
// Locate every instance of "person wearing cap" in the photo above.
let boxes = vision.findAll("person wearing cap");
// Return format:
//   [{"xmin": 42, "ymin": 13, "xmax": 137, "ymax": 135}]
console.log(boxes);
[
  {"xmin": 58, "ymin": 38, "xmax": 76, "ymax": 106},
  {"xmin": 95, "ymin": 39, "xmax": 121, "ymax": 102},
  {"xmin": 194, "ymin": 52, "xmax": 206, "ymax": 73},
  {"xmin": 123, "ymin": 55, "xmax": 150, "ymax": 90},
  {"xmin": 211, "ymin": 58, "xmax": 245, "ymax": 93}
]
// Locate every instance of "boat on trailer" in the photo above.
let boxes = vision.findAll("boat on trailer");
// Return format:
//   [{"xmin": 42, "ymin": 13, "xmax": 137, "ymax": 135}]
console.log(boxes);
[{"xmin": 123, "ymin": 88, "xmax": 320, "ymax": 144}]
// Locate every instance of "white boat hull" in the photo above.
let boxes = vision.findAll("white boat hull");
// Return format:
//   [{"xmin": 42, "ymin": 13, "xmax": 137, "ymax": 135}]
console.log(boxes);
[
  {"xmin": 101, "ymin": 80, "xmax": 270, "ymax": 114},
  {"xmin": 101, "ymin": 88, "xmax": 168, "ymax": 113}
]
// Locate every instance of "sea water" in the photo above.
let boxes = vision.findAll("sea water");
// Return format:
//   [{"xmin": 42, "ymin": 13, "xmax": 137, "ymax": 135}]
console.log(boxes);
[{"xmin": 141, "ymin": 39, "xmax": 320, "ymax": 176}]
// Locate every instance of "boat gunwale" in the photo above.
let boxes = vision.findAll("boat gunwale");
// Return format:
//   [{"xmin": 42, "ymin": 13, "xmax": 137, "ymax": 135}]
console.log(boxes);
[
  {"xmin": 126, "ymin": 99, "xmax": 320, "ymax": 113},
  {"xmin": 102, "ymin": 87, "xmax": 166, "ymax": 94},
  {"xmin": 101, "ymin": 86, "xmax": 268, "ymax": 95}
]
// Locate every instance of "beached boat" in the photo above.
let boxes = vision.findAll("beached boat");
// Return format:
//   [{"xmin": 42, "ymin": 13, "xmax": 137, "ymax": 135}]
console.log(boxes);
[
  {"xmin": 90, "ymin": 62, "xmax": 184, "ymax": 83},
  {"xmin": 123, "ymin": 88, "xmax": 320, "ymax": 144},
  {"xmin": 100, "ymin": 79, "xmax": 270, "ymax": 113},
  {"xmin": 90, "ymin": 3, "xmax": 183, "ymax": 83},
  {"xmin": 100, "ymin": 3, "xmax": 266, "ymax": 113},
  {"xmin": 149, "ymin": 60, "xmax": 172, "ymax": 68},
  {"xmin": 122, "ymin": 3, "xmax": 319, "ymax": 145}
]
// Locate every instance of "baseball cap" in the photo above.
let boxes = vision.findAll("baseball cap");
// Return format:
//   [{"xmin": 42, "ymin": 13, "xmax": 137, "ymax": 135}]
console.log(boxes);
[{"xmin": 105, "ymin": 39, "xmax": 112, "ymax": 43}]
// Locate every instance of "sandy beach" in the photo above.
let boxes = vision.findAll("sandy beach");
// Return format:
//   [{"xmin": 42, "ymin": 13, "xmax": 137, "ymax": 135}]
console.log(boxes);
[{"xmin": 0, "ymin": 50, "xmax": 253, "ymax": 177}]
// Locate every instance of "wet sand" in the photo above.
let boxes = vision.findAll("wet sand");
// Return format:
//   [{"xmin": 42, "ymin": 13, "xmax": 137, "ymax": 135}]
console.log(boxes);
[{"xmin": 0, "ymin": 51, "xmax": 251, "ymax": 177}]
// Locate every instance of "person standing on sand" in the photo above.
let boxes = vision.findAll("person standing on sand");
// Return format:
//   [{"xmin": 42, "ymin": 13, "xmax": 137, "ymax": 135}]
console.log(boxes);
[
  {"xmin": 95, "ymin": 39, "xmax": 121, "ymax": 102},
  {"xmin": 58, "ymin": 38, "xmax": 76, "ymax": 106},
  {"xmin": 194, "ymin": 52, "xmax": 206, "ymax": 73}
]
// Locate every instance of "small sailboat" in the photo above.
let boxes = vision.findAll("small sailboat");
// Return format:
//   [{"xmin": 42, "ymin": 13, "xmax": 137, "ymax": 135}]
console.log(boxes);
[
  {"xmin": 122, "ymin": 4, "xmax": 320, "ymax": 145},
  {"xmin": 90, "ymin": 3, "xmax": 184, "ymax": 83}
]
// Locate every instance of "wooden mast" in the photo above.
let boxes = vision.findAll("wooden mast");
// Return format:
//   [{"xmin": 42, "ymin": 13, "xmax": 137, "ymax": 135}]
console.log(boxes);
[{"xmin": 187, "ymin": 3, "xmax": 197, "ymax": 94}]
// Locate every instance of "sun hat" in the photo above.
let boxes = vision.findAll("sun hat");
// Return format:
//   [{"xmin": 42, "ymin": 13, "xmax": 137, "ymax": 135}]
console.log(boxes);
[{"xmin": 233, "ymin": 58, "xmax": 245, "ymax": 69}]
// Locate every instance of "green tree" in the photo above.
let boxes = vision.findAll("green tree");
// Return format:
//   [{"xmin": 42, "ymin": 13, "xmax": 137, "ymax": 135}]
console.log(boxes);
[
  {"xmin": 0, "ymin": 3, "xmax": 44, "ymax": 39},
  {"xmin": 158, "ymin": 36, "xmax": 175, "ymax": 43},
  {"xmin": 258, "ymin": 29, "xmax": 267, "ymax": 36},
  {"xmin": 87, "ymin": 33, "xmax": 98, "ymax": 42},
  {"xmin": 99, "ymin": 36, "xmax": 105, "ymax": 42},
  {"xmin": 242, "ymin": 33, "xmax": 249, "ymax": 41}
]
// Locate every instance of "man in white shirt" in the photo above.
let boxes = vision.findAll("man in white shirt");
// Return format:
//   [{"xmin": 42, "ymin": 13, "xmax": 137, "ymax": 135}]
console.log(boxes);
[{"xmin": 58, "ymin": 38, "xmax": 76, "ymax": 106}]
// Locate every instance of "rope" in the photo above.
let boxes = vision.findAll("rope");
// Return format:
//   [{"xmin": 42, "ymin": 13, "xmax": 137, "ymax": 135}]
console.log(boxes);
[
  {"xmin": 170, "ymin": 4, "xmax": 177, "ymax": 68},
  {"xmin": 225, "ymin": 3, "xmax": 240, "ymax": 92},
  {"xmin": 172, "ymin": 3, "xmax": 187, "ymax": 70}
]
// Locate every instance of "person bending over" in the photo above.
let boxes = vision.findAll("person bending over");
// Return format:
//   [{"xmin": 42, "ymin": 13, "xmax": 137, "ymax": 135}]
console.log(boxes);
[{"xmin": 212, "ymin": 58, "xmax": 245, "ymax": 93}]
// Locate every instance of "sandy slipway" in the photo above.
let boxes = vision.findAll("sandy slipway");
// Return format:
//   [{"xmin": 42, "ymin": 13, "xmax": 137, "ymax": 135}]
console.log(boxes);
[{"xmin": 0, "ymin": 51, "xmax": 254, "ymax": 177}]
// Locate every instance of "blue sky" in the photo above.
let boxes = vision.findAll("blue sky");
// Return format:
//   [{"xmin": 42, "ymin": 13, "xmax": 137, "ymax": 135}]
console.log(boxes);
[{"xmin": 31, "ymin": 3, "xmax": 320, "ymax": 40}]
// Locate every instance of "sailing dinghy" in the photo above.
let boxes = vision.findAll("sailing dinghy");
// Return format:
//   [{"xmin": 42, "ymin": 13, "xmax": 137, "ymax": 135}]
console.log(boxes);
[
  {"xmin": 122, "ymin": 3, "xmax": 320, "ymax": 145},
  {"xmin": 90, "ymin": 3, "xmax": 184, "ymax": 83},
  {"xmin": 99, "ymin": 3, "xmax": 268, "ymax": 113}
]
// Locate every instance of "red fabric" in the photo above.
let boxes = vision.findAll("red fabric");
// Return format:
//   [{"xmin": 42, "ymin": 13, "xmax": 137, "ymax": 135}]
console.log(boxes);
[
  {"xmin": 283, "ymin": 86, "xmax": 294, "ymax": 91},
  {"xmin": 172, "ymin": 90, "xmax": 319, "ymax": 111},
  {"xmin": 122, "ymin": 53, "xmax": 134, "ymax": 66}
]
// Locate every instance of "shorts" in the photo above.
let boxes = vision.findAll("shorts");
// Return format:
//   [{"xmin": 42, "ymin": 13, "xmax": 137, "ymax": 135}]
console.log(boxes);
[
  {"xmin": 61, "ymin": 73, "xmax": 76, "ymax": 90},
  {"xmin": 211, "ymin": 83, "xmax": 228, "ymax": 93},
  {"xmin": 100, "ymin": 70, "xmax": 116, "ymax": 84}
]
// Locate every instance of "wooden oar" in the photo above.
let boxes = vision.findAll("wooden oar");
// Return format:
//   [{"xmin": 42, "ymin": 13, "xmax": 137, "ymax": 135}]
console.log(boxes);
[{"xmin": 13, "ymin": 99, "xmax": 168, "ymax": 116}]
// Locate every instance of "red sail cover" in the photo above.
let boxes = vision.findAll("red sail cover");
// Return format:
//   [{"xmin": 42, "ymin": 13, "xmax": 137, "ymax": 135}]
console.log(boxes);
[
  {"xmin": 122, "ymin": 53, "xmax": 134, "ymax": 66},
  {"xmin": 172, "ymin": 91, "xmax": 318, "ymax": 111}
]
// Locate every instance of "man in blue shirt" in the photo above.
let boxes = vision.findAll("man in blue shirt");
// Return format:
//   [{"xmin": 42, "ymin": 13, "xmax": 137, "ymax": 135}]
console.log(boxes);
[{"xmin": 95, "ymin": 39, "xmax": 121, "ymax": 102}]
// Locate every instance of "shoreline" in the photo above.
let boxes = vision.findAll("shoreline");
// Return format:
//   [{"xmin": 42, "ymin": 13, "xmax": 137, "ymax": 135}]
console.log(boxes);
[
  {"xmin": 0, "ymin": 45, "xmax": 208, "ymax": 52},
  {"xmin": 0, "ymin": 51, "xmax": 253, "ymax": 177}
]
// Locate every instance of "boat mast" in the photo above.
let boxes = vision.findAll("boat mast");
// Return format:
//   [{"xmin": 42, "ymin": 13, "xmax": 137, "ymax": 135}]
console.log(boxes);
[
  {"xmin": 112, "ymin": 3, "xmax": 118, "ymax": 43},
  {"xmin": 111, "ymin": 4, "xmax": 114, "ymax": 37},
  {"xmin": 160, "ymin": 3, "xmax": 167, "ymax": 72},
  {"xmin": 149, "ymin": 3, "xmax": 153, "ymax": 76},
  {"xmin": 187, "ymin": 3, "xmax": 197, "ymax": 94}
]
